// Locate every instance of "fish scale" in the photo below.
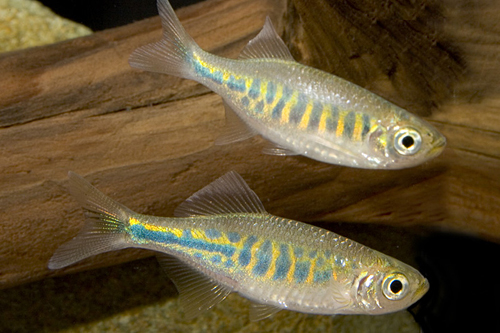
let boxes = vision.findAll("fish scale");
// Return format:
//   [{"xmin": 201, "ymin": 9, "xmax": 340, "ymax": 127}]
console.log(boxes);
[
  {"xmin": 128, "ymin": 215, "xmax": 342, "ymax": 288},
  {"xmin": 49, "ymin": 171, "xmax": 429, "ymax": 320},
  {"xmin": 129, "ymin": 0, "xmax": 445, "ymax": 168},
  {"xmin": 193, "ymin": 54, "xmax": 378, "ymax": 147}
]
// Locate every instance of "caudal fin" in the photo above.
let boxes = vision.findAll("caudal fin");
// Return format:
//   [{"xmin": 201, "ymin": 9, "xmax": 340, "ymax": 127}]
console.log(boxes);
[
  {"xmin": 48, "ymin": 172, "xmax": 135, "ymax": 270},
  {"xmin": 128, "ymin": 0, "xmax": 200, "ymax": 78}
]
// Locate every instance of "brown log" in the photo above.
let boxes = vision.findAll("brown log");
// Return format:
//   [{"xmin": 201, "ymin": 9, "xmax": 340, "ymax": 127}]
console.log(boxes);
[{"xmin": 0, "ymin": 0, "xmax": 499, "ymax": 289}]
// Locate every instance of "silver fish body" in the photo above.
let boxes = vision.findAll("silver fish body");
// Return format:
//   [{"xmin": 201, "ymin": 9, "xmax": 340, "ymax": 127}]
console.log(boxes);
[
  {"xmin": 129, "ymin": 0, "xmax": 446, "ymax": 169},
  {"xmin": 49, "ymin": 171, "xmax": 429, "ymax": 320}
]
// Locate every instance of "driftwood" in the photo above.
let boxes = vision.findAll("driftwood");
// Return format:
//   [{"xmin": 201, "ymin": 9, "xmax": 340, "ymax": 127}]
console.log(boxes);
[{"xmin": 0, "ymin": 0, "xmax": 499, "ymax": 289}]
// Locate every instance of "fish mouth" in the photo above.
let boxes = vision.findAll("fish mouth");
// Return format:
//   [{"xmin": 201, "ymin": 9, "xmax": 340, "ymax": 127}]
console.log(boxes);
[
  {"xmin": 428, "ymin": 135, "xmax": 447, "ymax": 157},
  {"xmin": 412, "ymin": 278, "xmax": 430, "ymax": 303}
]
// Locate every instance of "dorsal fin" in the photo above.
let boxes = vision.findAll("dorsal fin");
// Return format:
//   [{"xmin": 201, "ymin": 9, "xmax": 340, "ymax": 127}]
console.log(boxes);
[
  {"xmin": 174, "ymin": 171, "xmax": 267, "ymax": 217},
  {"xmin": 157, "ymin": 254, "xmax": 232, "ymax": 319},
  {"xmin": 239, "ymin": 17, "xmax": 295, "ymax": 61},
  {"xmin": 214, "ymin": 101, "xmax": 258, "ymax": 145}
]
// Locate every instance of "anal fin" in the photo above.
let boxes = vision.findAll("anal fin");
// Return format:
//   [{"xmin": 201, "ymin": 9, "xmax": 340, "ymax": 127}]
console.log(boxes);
[
  {"xmin": 249, "ymin": 302, "xmax": 282, "ymax": 321},
  {"xmin": 157, "ymin": 254, "xmax": 232, "ymax": 319},
  {"xmin": 261, "ymin": 141, "xmax": 299, "ymax": 156}
]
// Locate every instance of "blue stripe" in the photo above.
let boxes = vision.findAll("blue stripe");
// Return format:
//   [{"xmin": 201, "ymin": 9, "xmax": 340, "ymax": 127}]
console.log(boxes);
[
  {"xmin": 253, "ymin": 240, "xmax": 272, "ymax": 276},
  {"xmin": 211, "ymin": 70, "xmax": 223, "ymax": 84},
  {"xmin": 289, "ymin": 94, "xmax": 307, "ymax": 124},
  {"xmin": 313, "ymin": 268, "xmax": 332, "ymax": 283},
  {"xmin": 130, "ymin": 225, "xmax": 236, "ymax": 257},
  {"xmin": 316, "ymin": 256, "xmax": 325, "ymax": 267},
  {"xmin": 227, "ymin": 232, "xmax": 241, "ymax": 243},
  {"xmin": 325, "ymin": 106, "xmax": 339, "ymax": 132},
  {"xmin": 205, "ymin": 228, "xmax": 221, "ymax": 239},
  {"xmin": 343, "ymin": 111, "xmax": 355, "ymax": 139},
  {"xmin": 308, "ymin": 250, "xmax": 317, "ymax": 259},
  {"xmin": 193, "ymin": 59, "xmax": 210, "ymax": 78},
  {"xmin": 307, "ymin": 102, "xmax": 323, "ymax": 130},
  {"xmin": 248, "ymin": 79, "xmax": 261, "ymax": 99},
  {"xmin": 225, "ymin": 259, "xmax": 234, "ymax": 268},
  {"xmin": 266, "ymin": 81, "xmax": 276, "ymax": 104},
  {"xmin": 192, "ymin": 59, "xmax": 225, "ymax": 85},
  {"xmin": 211, "ymin": 254, "xmax": 222, "ymax": 264},
  {"xmin": 272, "ymin": 86, "xmax": 292, "ymax": 119},
  {"xmin": 254, "ymin": 100, "xmax": 264, "ymax": 114},
  {"xmin": 226, "ymin": 75, "xmax": 246, "ymax": 92},
  {"xmin": 241, "ymin": 96, "xmax": 250, "ymax": 107},
  {"xmin": 239, "ymin": 235, "xmax": 258, "ymax": 267},
  {"xmin": 294, "ymin": 261, "xmax": 311, "ymax": 283},
  {"xmin": 293, "ymin": 247, "xmax": 303, "ymax": 259},
  {"xmin": 361, "ymin": 113, "xmax": 371, "ymax": 139},
  {"xmin": 273, "ymin": 244, "xmax": 291, "ymax": 280}
]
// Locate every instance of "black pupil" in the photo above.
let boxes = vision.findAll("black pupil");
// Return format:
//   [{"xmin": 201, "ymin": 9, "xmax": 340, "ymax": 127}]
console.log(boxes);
[
  {"xmin": 401, "ymin": 135, "xmax": 414, "ymax": 148},
  {"xmin": 390, "ymin": 279, "xmax": 403, "ymax": 294}
]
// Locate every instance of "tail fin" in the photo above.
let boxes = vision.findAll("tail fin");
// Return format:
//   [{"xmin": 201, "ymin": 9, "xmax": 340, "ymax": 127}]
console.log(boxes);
[
  {"xmin": 48, "ymin": 172, "xmax": 135, "ymax": 270},
  {"xmin": 129, "ymin": 0, "xmax": 200, "ymax": 78}
]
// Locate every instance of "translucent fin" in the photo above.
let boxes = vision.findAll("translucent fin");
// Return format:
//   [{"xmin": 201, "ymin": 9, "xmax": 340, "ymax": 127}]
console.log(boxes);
[
  {"xmin": 261, "ymin": 142, "xmax": 299, "ymax": 156},
  {"xmin": 48, "ymin": 172, "xmax": 134, "ymax": 270},
  {"xmin": 174, "ymin": 171, "xmax": 267, "ymax": 217},
  {"xmin": 239, "ymin": 16, "xmax": 295, "ymax": 61},
  {"xmin": 157, "ymin": 254, "xmax": 232, "ymax": 319},
  {"xmin": 128, "ymin": 0, "xmax": 200, "ymax": 78},
  {"xmin": 214, "ymin": 101, "xmax": 258, "ymax": 145},
  {"xmin": 249, "ymin": 303, "xmax": 282, "ymax": 321}
]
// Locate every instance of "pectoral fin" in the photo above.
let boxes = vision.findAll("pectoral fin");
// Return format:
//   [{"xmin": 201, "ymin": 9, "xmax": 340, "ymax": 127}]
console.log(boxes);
[{"xmin": 215, "ymin": 101, "xmax": 258, "ymax": 145}]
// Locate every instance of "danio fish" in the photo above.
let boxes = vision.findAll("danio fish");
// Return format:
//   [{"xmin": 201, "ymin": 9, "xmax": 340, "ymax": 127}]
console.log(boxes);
[
  {"xmin": 49, "ymin": 171, "xmax": 429, "ymax": 320},
  {"xmin": 129, "ymin": 0, "xmax": 445, "ymax": 169}
]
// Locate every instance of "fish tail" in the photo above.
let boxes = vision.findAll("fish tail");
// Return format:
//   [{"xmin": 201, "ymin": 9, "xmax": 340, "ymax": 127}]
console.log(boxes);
[
  {"xmin": 128, "ymin": 0, "xmax": 201, "ymax": 79},
  {"xmin": 48, "ymin": 172, "xmax": 135, "ymax": 270}
]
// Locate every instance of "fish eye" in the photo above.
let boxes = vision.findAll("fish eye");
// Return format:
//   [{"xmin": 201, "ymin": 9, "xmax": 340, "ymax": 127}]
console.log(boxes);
[
  {"xmin": 394, "ymin": 128, "xmax": 422, "ymax": 155},
  {"xmin": 382, "ymin": 273, "xmax": 409, "ymax": 300}
]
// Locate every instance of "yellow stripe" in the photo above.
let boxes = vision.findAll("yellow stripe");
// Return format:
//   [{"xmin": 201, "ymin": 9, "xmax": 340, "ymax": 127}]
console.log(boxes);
[
  {"xmin": 245, "ymin": 78, "xmax": 253, "ymax": 91},
  {"xmin": 281, "ymin": 91, "xmax": 299, "ymax": 124},
  {"xmin": 286, "ymin": 245, "xmax": 297, "ymax": 284},
  {"xmin": 352, "ymin": 113, "xmax": 363, "ymax": 142},
  {"xmin": 336, "ymin": 110, "xmax": 347, "ymax": 137},
  {"xmin": 129, "ymin": 217, "xmax": 141, "ymax": 225},
  {"xmin": 270, "ymin": 84, "xmax": 283, "ymax": 109},
  {"xmin": 247, "ymin": 239, "xmax": 264, "ymax": 272},
  {"xmin": 191, "ymin": 228, "xmax": 209, "ymax": 242},
  {"xmin": 318, "ymin": 104, "xmax": 331, "ymax": 133},
  {"xmin": 305, "ymin": 258, "xmax": 317, "ymax": 284},
  {"xmin": 260, "ymin": 81, "xmax": 268, "ymax": 97},
  {"xmin": 298, "ymin": 101, "xmax": 314, "ymax": 129},
  {"xmin": 264, "ymin": 242, "xmax": 279, "ymax": 281}
]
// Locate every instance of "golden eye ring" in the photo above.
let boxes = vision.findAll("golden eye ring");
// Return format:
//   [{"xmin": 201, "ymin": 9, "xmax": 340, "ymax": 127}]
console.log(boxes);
[
  {"xmin": 382, "ymin": 273, "xmax": 409, "ymax": 300},
  {"xmin": 394, "ymin": 128, "xmax": 422, "ymax": 155}
]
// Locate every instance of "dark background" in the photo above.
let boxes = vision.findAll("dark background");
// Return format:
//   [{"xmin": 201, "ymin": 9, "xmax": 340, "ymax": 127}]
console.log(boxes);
[
  {"xmin": 16, "ymin": 1, "xmax": 500, "ymax": 332},
  {"xmin": 39, "ymin": 0, "xmax": 204, "ymax": 31}
]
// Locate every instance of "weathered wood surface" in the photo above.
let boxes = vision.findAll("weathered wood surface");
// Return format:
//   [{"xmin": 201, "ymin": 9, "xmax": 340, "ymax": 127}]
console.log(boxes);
[{"xmin": 0, "ymin": 0, "xmax": 499, "ymax": 289}]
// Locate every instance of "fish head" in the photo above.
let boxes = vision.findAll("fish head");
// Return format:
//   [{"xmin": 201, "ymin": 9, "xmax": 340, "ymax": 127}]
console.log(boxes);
[
  {"xmin": 350, "ymin": 254, "xmax": 429, "ymax": 315},
  {"xmin": 367, "ymin": 108, "xmax": 446, "ymax": 169}
]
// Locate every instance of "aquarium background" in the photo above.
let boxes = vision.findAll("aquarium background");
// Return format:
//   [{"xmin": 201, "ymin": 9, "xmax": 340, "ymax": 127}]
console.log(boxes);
[
  {"xmin": 1, "ymin": 0, "xmax": 500, "ymax": 332},
  {"xmin": 38, "ymin": 0, "xmax": 202, "ymax": 31}
]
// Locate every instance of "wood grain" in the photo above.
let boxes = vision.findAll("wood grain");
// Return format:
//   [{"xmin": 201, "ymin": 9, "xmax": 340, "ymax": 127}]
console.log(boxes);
[{"xmin": 0, "ymin": 0, "xmax": 499, "ymax": 289}]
